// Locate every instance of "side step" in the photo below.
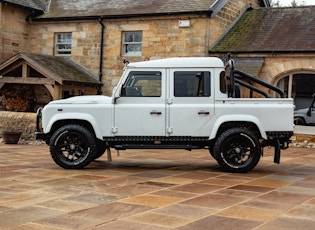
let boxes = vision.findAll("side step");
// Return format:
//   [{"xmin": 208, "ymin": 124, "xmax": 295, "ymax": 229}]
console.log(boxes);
[{"xmin": 114, "ymin": 144, "xmax": 203, "ymax": 151}]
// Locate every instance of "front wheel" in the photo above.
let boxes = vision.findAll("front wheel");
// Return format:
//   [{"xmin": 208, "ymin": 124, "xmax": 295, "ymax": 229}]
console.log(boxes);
[
  {"xmin": 213, "ymin": 128, "xmax": 261, "ymax": 173},
  {"xmin": 49, "ymin": 124, "xmax": 97, "ymax": 169}
]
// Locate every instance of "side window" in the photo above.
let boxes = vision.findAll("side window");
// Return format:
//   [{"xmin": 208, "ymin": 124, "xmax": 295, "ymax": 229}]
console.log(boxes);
[
  {"xmin": 220, "ymin": 71, "xmax": 227, "ymax": 93},
  {"xmin": 55, "ymin": 33, "xmax": 72, "ymax": 56},
  {"xmin": 122, "ymin": 31, "xmax": 142, "ymax": 56},
  {"xmin": 121, "ymin": 71, "xmax": 161, "ymax": 97},
  {"xmin": 174, "ymin": 71, "xmax": 210, "ymax": 97}
]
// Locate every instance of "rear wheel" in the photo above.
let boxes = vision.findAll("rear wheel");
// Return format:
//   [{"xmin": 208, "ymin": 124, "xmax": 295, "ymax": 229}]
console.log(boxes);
[
  {"xmin": 213, "ymin": 128, "xmax": 261, "ymax": 173},
  {"xmin": 49, "ymin": 124, "xmax": 97, "ymax": 169},
  {"xmin": 294, "ymin": 117, "xmax": 306, "ymax": 126}
]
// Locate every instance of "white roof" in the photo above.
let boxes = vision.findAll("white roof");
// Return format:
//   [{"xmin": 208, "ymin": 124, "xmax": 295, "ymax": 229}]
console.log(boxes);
[{"xmin": 127, "ymin": 57, "xmax": 224, "ymax": 68}]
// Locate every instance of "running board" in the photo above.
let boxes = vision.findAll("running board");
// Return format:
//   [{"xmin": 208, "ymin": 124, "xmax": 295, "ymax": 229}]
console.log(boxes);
[{"xmin": 114, "ymin": 144, "xmax": 203, "ymax": 151}]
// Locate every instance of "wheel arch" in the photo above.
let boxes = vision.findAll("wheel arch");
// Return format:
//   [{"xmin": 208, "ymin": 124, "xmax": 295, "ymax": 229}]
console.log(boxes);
[
  {"xmin": 209, "ymin": 115, "xmax": 266, "ymax": 140},
  {"xmin": 46, "ymin": 114, "xmax": 103, "ymax": 141}
]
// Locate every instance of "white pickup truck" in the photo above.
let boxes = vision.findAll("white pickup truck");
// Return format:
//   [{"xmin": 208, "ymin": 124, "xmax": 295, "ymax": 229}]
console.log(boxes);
[{"xmin": 36, "ymin": 57, "xmax": 294, "ymax": 173}]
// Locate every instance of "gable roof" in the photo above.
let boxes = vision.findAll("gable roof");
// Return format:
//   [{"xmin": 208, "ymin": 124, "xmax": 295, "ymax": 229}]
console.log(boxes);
[
  {"xmin": 210, "ymin": 6, "xmax": 315, "ymax": 53},
  {"xmin": 36, "ymin": 0, "xmax": 217, "ymax": 20},
  {"xmin": 0, "ymin": 52, "xmax": 99, "ymax": 85},
  {"xmin": 0, "ymin": 0, "xmax": 49, "ymax": 12}
]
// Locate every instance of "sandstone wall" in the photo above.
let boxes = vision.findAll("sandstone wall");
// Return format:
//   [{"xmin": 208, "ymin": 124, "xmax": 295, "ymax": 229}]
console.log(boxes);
[
  {"xmin": 0, "ymin": 111, "xmax": 37, "ymax": 143},
  {"xmin": 0, "ymin": 4, "xmax": 31, "ymax": 61}
]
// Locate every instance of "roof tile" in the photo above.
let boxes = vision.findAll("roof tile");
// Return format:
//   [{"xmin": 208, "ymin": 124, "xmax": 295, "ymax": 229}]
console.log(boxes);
[
  {"xmin": 211, "ymin": 6, "xmax": 315, "ymax": 53},
  {"xmin": 1, "ymin": 0, "xmax": 49, "ymax": 11},
  {"xmin": 38, "ymin": 0, "xmax": 216, "ymax": 19},
  {"xmin": 21, "ymin": 53, "xmax": 99, "ymax": 84}
]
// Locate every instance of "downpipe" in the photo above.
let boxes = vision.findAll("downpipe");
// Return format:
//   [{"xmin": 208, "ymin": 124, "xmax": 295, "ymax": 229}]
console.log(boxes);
[{"xmin": 98, "ymin": 18, "xmax": 105, "ymax": 95}]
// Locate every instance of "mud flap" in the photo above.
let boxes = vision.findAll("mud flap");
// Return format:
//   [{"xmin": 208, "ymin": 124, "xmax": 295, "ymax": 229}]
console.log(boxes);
[
  {"xmin": 107, "ymin": 148, "xmax": 112, "ymax": 162},
  {"xmin": 274, "ymin": 139, "xmax": 281, "ymax": 164}
]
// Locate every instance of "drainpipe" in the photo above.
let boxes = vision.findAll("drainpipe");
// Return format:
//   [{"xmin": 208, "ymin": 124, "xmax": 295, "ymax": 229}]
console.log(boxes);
[{"xmin": 98, "ymin": 17, "xmax": 105, "ymax": 95}]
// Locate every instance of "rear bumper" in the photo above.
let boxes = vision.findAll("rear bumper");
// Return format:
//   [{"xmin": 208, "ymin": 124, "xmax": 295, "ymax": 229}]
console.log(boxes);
[
  {"xmin": 263, "ymin": 131, "xmax": 294, "ymax": 148},
  {"xmin": 263, "ymin": 131, "xmax": 294, "ymax": 164}
]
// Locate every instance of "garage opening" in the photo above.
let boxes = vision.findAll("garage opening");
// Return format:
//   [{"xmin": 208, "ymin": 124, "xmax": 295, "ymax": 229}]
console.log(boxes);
[{"xmin": 276, "ymin": 73, "xmax": 315, "ymax": 110}]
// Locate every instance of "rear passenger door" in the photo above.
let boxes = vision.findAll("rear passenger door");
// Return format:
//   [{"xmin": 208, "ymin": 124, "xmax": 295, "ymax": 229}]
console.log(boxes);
[{"xmin": 167, "ymin": 69, "xmax": 214, "ymax": 136}]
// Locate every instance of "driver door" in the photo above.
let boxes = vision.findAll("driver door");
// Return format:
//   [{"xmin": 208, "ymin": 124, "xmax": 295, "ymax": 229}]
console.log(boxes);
[{"xmin": 114, "ymin": 70, "xmax": 166, "ymax": 136}]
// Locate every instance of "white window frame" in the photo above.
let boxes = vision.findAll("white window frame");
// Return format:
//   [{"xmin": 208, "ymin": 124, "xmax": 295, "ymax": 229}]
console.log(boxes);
[
  {"xmin": 55, "ymin": 33, "xmax": 72, "ymax": 56},
  {"xmin": 276, "ymin": 72, "xmax": 315, "ymax": 98},
  {"xmin": 122, "ymin": 31, "xmax": 142, "ymax": 56}
]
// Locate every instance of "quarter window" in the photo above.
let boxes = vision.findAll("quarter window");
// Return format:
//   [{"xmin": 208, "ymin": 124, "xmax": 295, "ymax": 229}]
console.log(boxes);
[
  {"xmin": 55, "ymin": 33, "xmax": 72, "ymax": 56},
  {"xmin": 174, "ymin": 71, "xmax": 211, "ymax": 97},
  {"xmin": 122, "ymin": 32, "xmax": 142, "ymax": 56}
]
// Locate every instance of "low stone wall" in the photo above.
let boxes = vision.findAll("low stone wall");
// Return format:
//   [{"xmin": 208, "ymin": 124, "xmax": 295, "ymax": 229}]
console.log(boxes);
[{"xmin": 0, "ymin": 111, "xmax": 37, "ymax": 144}]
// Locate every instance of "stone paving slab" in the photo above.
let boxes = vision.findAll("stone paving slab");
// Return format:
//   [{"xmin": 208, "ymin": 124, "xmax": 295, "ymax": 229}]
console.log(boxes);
[{"xmin": 0, "ymin": 143, "xmax": 314, "ymax": 229}]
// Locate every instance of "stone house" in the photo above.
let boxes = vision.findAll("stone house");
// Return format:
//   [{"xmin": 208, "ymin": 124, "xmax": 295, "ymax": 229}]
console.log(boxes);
[{"xmin": 0, "ymin": 0, "xmax": 314, "ymax": 111}]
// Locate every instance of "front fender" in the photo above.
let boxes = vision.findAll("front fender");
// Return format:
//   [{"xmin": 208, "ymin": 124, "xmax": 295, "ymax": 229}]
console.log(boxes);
[
  {"xmin": 44, "ymin": 113, "xmax": 103, "ymax": 140},
  {"xmin": 209, "ymin": 114, "xmax": 267, "ymax": 140}
]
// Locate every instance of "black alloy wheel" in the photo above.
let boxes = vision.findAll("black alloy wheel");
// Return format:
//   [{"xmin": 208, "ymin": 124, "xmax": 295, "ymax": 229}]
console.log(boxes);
[
  {"xmin": 49, "ymin": 124, "xmax": 97, "ymax": 169},
  {"xmin": 213, "ymin": 128, "xmax": 261, "ymax": 173}
]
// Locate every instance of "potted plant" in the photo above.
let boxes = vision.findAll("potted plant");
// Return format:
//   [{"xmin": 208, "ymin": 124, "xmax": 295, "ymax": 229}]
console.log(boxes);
[{"xmin": 1, "ymin": 131, "xmax": 22, "ymax": 144}]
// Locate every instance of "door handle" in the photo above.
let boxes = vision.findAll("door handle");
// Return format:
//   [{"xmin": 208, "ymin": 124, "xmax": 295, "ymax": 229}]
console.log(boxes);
[
  {"xmin": 150, "ymin": 111, "xmax": 162, "ymax": 115},
  {"xmin": 198, "ymin": 111, "xmax": 210, "ymax": 115}
]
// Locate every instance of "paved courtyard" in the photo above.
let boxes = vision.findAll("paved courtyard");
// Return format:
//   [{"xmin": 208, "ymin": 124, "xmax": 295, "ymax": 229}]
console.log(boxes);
[{"xmin": 0, "ymin": 143, "xmax": 314, "ymax": 229}]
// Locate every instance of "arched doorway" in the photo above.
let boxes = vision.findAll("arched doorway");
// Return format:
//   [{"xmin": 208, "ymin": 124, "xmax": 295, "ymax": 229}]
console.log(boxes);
[{"xmin": 276, "ymin": 72, "xmax": 315, "ymax": 110}]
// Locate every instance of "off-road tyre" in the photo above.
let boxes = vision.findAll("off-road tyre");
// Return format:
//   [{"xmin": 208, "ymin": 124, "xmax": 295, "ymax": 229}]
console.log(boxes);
[
  {"xmin": 49, "ymin": 124, "xmax": 97, "ymax": 169},
  {"xmin": 213, "ymin": 128, "xmax": 261, "ymax": 173},
  {"xmin": 294, "ymin": 117, "xmax": 306, "ymax": 126}
]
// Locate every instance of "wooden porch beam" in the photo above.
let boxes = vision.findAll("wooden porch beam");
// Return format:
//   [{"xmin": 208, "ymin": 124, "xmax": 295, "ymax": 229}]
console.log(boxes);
[
  {"xmin": 22, "ymin": 63, "xmax": 27, "ymax": 79},
  {"xmin": 0, "ymin": 61, "xmax": 24, "ymax": 76},
  {"xmin": 44, "ymin": 84, "xmax": 61, "ymax": 100},
  {"xmin": 0, "ymin": 78, "xmax": 55, "ymax": 85}
]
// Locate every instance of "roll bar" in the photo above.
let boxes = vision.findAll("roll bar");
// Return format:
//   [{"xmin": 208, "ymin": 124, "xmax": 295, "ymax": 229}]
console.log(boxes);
[{"xmin": 224, "ymin": 55, "xmax": 284, "ymax": 98}]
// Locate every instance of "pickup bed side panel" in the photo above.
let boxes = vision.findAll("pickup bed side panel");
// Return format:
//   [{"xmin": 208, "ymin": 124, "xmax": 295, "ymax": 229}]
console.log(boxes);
[{"xmin": 212, "ymin": 98, "xmax": 294, "ymax": 138}]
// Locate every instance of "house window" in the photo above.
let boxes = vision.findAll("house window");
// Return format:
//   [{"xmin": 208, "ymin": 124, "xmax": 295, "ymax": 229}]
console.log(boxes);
[
  {"xmin": 55, "ymin": 33, "xmax": 72, "ymax": 56},
  {"xmin": 122, "ymin": 31, "xmax": 142, "ymax": 56}
]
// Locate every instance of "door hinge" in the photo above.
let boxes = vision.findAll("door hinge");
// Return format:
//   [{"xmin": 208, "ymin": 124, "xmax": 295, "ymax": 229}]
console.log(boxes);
[
  {"xmin": 112, "ymin": 127, "xmax": 118, "ymax": 134},
  {"xmin": 167, "ymin": 127, "xmax": 173, "ymax": 134}
]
